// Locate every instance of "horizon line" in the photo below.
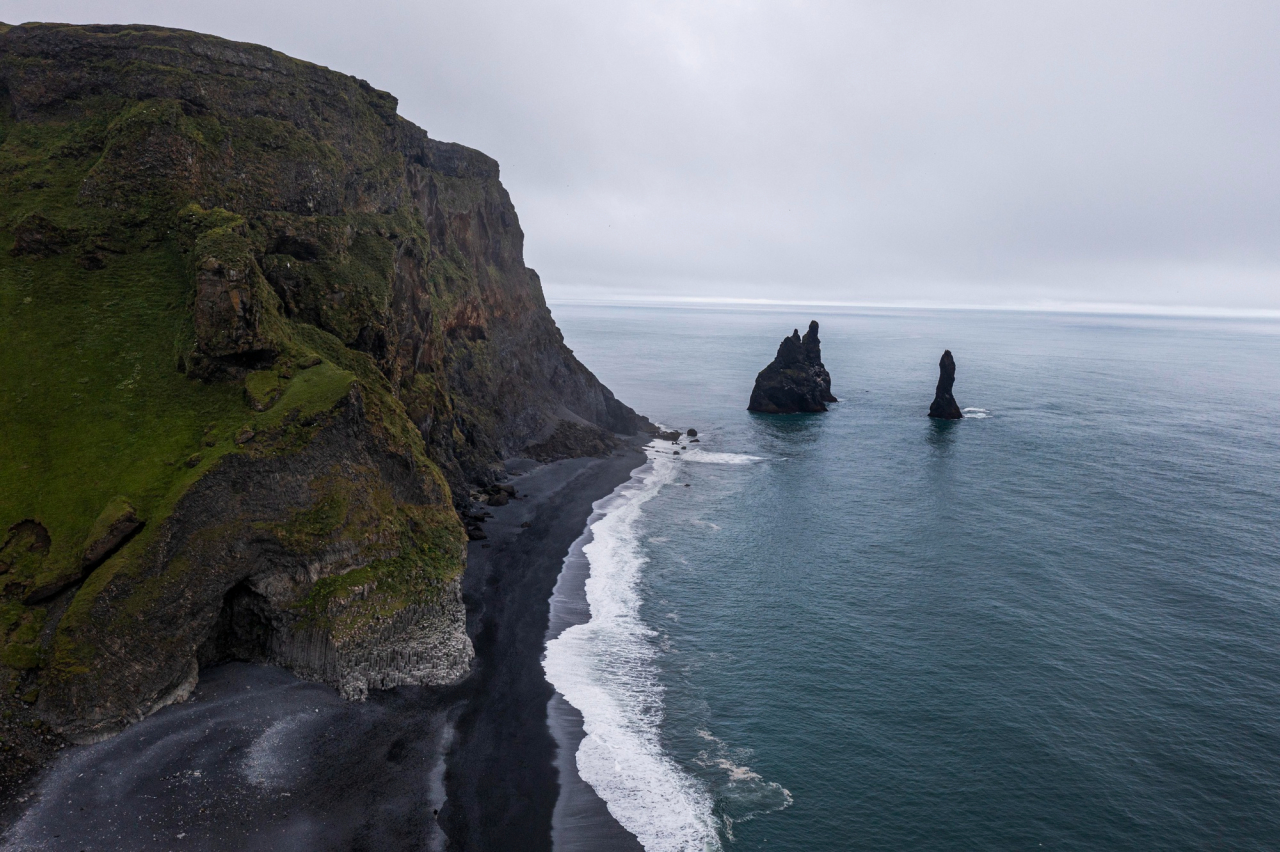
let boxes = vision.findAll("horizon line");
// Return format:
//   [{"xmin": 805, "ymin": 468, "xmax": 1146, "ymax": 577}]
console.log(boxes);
[{"xmin": 544, "ymin": 294, "xmax": 1280, "ymax": 320}]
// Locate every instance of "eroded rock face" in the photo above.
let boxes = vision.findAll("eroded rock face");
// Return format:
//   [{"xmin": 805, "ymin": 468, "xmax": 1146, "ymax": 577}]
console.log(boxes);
[
  {"xmin": 0, "ymin": 21, "xmax": 644, "ymax": 748},
  {"xmin": 525, "ymin": 420, "xmax": 620, "ymax": 462},
  {"xmin": 38, "ymin": 388, "xmax": 473, "ymax": 742},
  {"xmin": 748, "ymin": 320, "xmax": 838, "ymax": 413},
  {"xmin": 928, "ymin": 350, "xmax": 964, "ymax": 420}
]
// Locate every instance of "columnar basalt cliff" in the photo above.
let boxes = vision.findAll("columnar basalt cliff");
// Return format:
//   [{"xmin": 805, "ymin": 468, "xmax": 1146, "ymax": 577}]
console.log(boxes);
[
  {"xmin": 748, "ymin": 320, "xmax": 837, "ymax": 413},
  {"xmin": 0, "ymin": 21, "xmax": 648, "ymax": 752},
  {"xmin": 928, "ymin": 350, "xmax": 963, "ymax": 420}
]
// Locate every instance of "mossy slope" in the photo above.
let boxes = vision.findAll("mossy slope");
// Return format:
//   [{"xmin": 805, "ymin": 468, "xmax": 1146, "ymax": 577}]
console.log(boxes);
[{"xmin": 0, "ymin": 21, "xmax": 647, "ymax": 746}]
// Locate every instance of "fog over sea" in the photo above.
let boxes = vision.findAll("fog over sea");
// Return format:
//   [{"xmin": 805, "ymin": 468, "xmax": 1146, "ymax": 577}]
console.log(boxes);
[{"xmin": 544, "ymin": 303, "xmax": 1280, "ymax": 851}]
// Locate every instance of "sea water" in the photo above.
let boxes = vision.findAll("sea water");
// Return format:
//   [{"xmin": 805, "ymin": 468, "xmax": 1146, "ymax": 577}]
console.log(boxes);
[{"xmin": 543, "ymin": 304, "xmax": 1280, "ymax": 851}]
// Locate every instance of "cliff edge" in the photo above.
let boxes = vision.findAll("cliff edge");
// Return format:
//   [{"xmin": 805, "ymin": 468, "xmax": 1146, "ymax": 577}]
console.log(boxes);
[{"xmin": 0, "ymin": 20, "xmax": 648, "ymax": 763}]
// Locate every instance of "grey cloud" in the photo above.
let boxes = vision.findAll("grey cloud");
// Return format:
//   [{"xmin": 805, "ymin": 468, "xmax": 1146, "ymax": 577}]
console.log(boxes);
[{"xmin": 5, "ymin": 0, "xmax": 1279, "ymax": 309}]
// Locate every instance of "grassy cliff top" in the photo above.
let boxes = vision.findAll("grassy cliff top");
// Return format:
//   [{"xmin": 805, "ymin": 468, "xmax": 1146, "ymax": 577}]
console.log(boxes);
[{"xmin": 0, "ymin": 21, "xmax": 466, "ymax": 707}]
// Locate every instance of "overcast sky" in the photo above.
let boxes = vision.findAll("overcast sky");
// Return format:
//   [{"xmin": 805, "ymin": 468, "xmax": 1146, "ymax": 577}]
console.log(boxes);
[{"xmin": 6, "ymin": 1, "xmax": 1279, "ymax": 310}]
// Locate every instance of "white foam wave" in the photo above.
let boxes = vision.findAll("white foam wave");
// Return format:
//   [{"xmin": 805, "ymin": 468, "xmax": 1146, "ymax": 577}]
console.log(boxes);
[
  {"xmin": 693, "ymin": 730, "xmax": 793, "ymax": 842},
  {"xmin": 677, "ymin": 447, "xmax": 764, "ymax": 465},
  {"xmin": 962, "ymin": 407, "xmax": 991, "ymax": 419},
  {"xmin": 544, "ymin": 449, "xmax": 722, "ymax": 852}
]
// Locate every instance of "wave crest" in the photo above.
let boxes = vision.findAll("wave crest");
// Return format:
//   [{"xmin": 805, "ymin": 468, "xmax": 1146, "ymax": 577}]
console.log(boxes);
[
  {"xmin": 543, "ymin": 450, "xmax": 722, "ymax": 851},
  {"xmin": 677, "ymin": 447, "xmax": 765, "ymax": 465}
]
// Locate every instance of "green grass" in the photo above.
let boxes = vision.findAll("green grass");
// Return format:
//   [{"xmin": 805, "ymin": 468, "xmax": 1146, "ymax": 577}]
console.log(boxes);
[
  {"xmin": 0, "ymin": 243, "xmax": 246, "ymax": 580},
  {"xmin": 0, "ymin": 48, "xmax": 468, "ymax": 691},
  {"xmin": 0, "ymin": 236, "xmax": 359, "ymax": 662}
]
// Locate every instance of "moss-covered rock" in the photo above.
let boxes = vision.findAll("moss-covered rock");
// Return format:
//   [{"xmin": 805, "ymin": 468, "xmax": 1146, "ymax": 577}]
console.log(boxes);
[{"xmin": 0, "ymin": 20, "xmax": 648, "ymax": 752}]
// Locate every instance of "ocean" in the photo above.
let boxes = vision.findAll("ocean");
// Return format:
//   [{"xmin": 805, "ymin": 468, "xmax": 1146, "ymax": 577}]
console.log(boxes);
[{"xmin": 543, "ymin": 304, "xmax": 1280, "ymax": 851}]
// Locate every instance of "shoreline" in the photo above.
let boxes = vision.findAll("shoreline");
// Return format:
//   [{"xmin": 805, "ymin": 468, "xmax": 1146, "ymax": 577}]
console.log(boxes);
[
  {"xmin": 440, "ymin": 442, "xmax": 648, "ymax": 850},
  {"xmin": 546, "ymin": 509, "xmax": 647, "ymax": 852},
  {"xmin": 1, "ymin": 444, "xmax": 647, "ymax": 851}
]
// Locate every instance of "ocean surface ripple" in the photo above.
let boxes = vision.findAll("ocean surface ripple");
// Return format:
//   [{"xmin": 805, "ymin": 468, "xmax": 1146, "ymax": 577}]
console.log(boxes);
[{"xmin": 548, "ymin": 304, "xmax": 1280, "ymax": 851}]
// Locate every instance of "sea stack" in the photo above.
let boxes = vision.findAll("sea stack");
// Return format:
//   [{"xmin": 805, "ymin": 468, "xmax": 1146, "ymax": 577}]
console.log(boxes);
[
  {"xmin": 748, "ymin": 320, "xmax": 837, "ymax": 413},
  {"xmin": 928, "ymin": 350, "xmax": 964, "ymax": 419}
]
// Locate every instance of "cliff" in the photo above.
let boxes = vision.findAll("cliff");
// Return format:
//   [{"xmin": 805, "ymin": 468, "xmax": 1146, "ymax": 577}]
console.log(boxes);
[
  {"xmin": 0, "ymin": 21, "xmax": 648, "ymax": 752},
  {"xmin": 747, "ymin": 320, "xmax": 837, "ymax": 413}
]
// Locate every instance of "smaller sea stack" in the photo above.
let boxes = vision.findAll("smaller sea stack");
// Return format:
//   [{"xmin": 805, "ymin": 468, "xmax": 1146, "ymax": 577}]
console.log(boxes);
[
  {"xmin": 928, "ymin": 350, "xmax": 963, "ymax": 420},
  {"xmin": 748, "ymin": 320, "xmax": 837, "ymax": 413}
]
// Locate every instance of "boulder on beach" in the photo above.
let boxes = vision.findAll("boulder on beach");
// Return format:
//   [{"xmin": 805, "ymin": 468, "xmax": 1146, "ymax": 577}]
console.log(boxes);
[
  {"xmin": 747, "ymin": 320, "xmax": 837, "ymax": 413},
  {"xmin": 928, "ymin": 350, "xmax": 964, "ymax": 420}
]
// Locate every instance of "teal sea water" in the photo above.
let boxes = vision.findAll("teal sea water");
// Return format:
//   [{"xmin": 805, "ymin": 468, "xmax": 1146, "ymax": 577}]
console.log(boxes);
[{"xmin": 545, "ymin": 304, "xmax": 1280, "ymax": 851}]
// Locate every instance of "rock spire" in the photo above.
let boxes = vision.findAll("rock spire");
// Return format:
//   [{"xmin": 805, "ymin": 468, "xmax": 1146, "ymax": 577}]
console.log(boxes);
[
  {"xmin": 928, "ymin": 350, "xmax": 964, "ymax": 419},
  {"xmin": 748, "ymin": 320, "xmax": 837, "ymax": 413}
]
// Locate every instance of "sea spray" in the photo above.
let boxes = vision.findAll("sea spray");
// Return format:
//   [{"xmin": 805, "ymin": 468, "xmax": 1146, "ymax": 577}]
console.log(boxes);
[{"xmin": 544, "ymin": 446, "xmax": 722, "ymax": 851}]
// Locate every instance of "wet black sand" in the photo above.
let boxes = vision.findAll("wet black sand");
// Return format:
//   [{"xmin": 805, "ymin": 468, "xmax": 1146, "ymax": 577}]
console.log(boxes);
[
  {"xmin": 439, "ymin": 446, "xmax": 646, "ymax": 851},
  {"xmin": 2, "ymin": 446, "xmax": 646, "ymax": 852}
]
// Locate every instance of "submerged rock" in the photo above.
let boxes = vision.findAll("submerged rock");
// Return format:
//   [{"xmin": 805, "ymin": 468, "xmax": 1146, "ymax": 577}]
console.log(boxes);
[
  {"xmin": 928, "ymin": 350, "xmax": 964, "ymax": 420},
  {"xmin": 747, "ymin": 320, "xmax": 837, "ymax": 413}
]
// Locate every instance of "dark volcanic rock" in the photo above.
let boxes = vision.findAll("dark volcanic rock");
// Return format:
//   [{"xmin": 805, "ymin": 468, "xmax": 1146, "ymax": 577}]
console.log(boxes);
[
  {"xmin": 0, "ymin": 21, "xmax": 651, "ymax": 759},
  {"xmin": 9, "ymin": 213, "xmax": 69, "ymax": 259},
  {"xmin": 928, "ymin": 350, "xmax": 964, "ymax": 420},
  {"xmin": 747, "ymin": 320, "xmax": 837, "ymax": 413},
  {"xmin": 525, "ymin": 421, "xmax": 620, "ymax": 462}
]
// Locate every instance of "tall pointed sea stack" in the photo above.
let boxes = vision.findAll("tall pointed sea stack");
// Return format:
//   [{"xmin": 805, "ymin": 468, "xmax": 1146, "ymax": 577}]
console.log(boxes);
[
  {"xmin": 928, "ymin": 350, "xmax": 964, "ymax": 419},
  {"xmin": 748, "ymin": 320, "xmax": 837, "ymax": 413}
]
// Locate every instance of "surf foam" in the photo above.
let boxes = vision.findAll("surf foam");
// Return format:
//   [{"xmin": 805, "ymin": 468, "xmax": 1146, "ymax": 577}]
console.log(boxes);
[
  {"xmin": 544, "ymin": 445, "xmax": 722, "ymax": 852},
  {"xmin": 693, "ymin": 729, "xmax": 793, "ymax": 842},
  {"xmin": 679, "ymin": 448, "xmax": 764, "ymax": 465}
]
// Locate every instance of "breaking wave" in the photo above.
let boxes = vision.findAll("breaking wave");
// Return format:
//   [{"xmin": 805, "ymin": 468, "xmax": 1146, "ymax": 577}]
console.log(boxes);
[
  {"xmin": 543, "ymin": 446, "xmax": 722, "ymax": 852},
  {"xmin": 679, "ymin": 448, "xmax": 764, "ymax": 465}
]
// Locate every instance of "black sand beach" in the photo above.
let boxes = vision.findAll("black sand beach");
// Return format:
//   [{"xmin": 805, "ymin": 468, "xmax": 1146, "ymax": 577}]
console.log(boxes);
[
  {"xmin": 1, "ymin": 445, "xmax": 647, "ymax": 852},
  {"xmin": 439, "ymin": 445, "xmax": 646, "ymax": 852}
]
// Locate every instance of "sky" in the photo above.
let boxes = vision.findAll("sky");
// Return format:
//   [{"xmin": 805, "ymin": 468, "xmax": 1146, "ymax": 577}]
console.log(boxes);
[{"xmin": 4, "ymin": 1, "xmax": 1279, "ymax": 311}]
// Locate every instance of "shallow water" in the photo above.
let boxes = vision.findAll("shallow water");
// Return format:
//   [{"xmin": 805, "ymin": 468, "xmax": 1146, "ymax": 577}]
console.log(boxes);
[{"xmin": 547, "ymin": 304, "xmax": 1280, "ymax": 851}]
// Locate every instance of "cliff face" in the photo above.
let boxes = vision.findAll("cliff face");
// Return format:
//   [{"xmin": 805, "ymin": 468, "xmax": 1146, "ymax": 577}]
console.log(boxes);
[{"xmin": 0, "ymin": 22, "xmax": 646, "ymax": 745}]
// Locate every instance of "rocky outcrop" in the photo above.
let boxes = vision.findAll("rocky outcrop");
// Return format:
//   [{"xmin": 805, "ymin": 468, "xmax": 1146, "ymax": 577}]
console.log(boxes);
[
  {"xmin": 747, "ymin": 320, "xmax": 837, "ymax": 413},
  {"xmin": 0, "ymin": 22, "xmax": 647, "ymax": 748},
  {"xmin": 525, "ymin": 420, "xmax": 620, "ymax": 462},
  {"xmin": 928, "ymin": 350, "xmax": 964, "ymax": 419}
]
